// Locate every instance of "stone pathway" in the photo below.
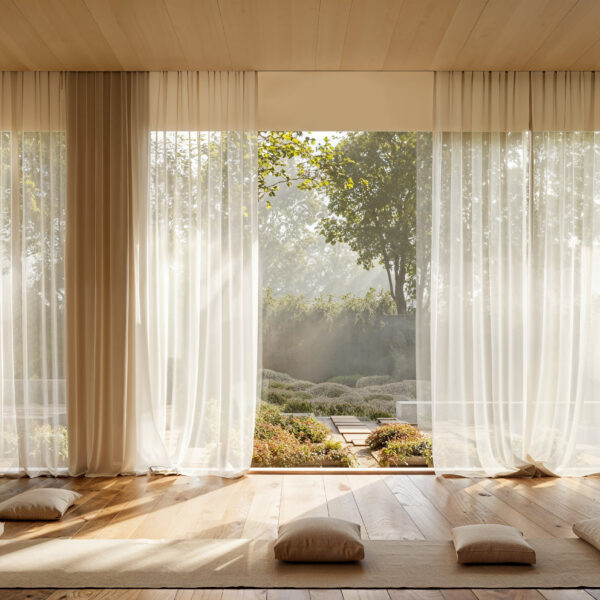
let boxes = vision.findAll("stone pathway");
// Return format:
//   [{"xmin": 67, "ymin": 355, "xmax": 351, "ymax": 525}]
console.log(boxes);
[
  {"xmin": 316, "ymin": 414, "xmax": 404, "ymax": 468},
  {"xmin": 330, "ymin": 415, "xmax": 371, "ymax": 446}
]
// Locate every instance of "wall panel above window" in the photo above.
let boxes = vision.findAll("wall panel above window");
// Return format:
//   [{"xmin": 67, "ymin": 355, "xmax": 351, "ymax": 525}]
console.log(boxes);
[{"xmin": 257, "ymin": 72, "xmax": 434, "ymax": 131}]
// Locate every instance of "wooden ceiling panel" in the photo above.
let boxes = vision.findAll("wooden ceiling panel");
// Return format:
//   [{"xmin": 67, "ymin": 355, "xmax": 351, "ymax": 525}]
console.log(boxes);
[
  {"xmin": 340, "ymin": 0, "xmax": 402, "ymax": 70},
  {"xmin": 571, "ymin": 37, "xmax": 600, "ymax": 71},
  {"xmin": 315, "ymin": 0, "xmax": 352, "ymax": 70},
  {"xmin": 525, "ymin": 0, "xmax": 600, "ymax": 70},
  {"xmin": 1, "ymin": 0, "xmax": 600, "ymax": 71},
  {"xmin": 217, "ymin": 0, "xmax": 261, "ymax": 69},
  {"xmin": 429, "ymin": 0, "xmax": 487, "ymax": 70},
  {"xmin": 0, "ymin": 33, "xmax": 29, "ymax": 71},
  {"xmin": 0, "ymin": 0, "xmax": 62, "ymax": 70},
  {"xmin": 84, "ymin": 0, "xmax": 185, "ymax": 70},
  {"xmin": 384, "ymin": 0, "xmax": 463, "ymax": 70},
  {"xmin": 457, "ymin": 0, "xmax": 578, "ymax": 71},
  {"xmin": 164, "ymin": 0, "xmax": 232, "ymax": 70},
  {"xmin": 256, "ymin": 0, "xmax": 320, "ymax": 70},
  {"xmin": 14, "ymin": 0, "xmax": 121, "ymax": 70},
  {"xmin": 219, "ymin": 0, "xmax": 320, "ymax": 70}
]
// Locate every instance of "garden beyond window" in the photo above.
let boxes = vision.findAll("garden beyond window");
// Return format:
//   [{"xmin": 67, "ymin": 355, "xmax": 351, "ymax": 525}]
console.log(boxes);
[{"xmin": 254, "ymin": 131, "xmax": 432, "ymax": 469}]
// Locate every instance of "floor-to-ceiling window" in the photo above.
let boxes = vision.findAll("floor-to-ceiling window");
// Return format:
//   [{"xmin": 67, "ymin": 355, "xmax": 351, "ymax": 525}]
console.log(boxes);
[
  {"xmin": 255, "ymin": 131, "xmax": 433, "ymax": 469},
  {"xmin": 0, "ymin": 129, "xmax": 67, "ymax": 475}
]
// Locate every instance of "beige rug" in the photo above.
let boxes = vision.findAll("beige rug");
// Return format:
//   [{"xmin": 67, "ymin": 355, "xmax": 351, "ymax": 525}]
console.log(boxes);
[{"xmin": 0, "ymin": 538, "xmax": 599, "ymax": 589}]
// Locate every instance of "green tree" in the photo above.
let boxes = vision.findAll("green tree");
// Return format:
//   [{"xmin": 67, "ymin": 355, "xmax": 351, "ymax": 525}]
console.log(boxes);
[
  {"xmin": 258, "ymin": 131, "xmax": 333, "ymax": 202},
  {"xmin": 259, "ymin": 156, "xmax": 388, "ymax": 297},
  {"xmin": 317, "ymin": 132, "xmax": 417, "ymax": 315}
]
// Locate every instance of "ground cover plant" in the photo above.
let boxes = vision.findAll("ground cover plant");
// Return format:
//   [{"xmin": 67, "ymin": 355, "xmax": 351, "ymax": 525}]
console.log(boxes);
[
  {"xmin": 252, "ymin": 403, "xmax": 355, "ymax": 468},
  {"xmin": 261, "ymin": 368, "xmax": 416, "ymax": 421}
]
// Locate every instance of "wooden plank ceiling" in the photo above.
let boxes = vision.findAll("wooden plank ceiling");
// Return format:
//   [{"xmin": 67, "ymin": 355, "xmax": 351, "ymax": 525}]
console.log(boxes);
[{"xmin": 0, "ymin": 0, "xmax": 599, "ymax": 71}]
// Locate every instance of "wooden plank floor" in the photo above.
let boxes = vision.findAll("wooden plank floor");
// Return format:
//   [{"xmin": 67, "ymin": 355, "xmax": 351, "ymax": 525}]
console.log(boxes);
[{"xmin": 0, "ymin": 474, "xmax": 599, "ymax": 599}]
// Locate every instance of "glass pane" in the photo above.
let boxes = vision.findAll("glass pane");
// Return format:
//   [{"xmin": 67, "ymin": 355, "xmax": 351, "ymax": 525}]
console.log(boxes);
[{"xmin": 257, "ymin": 131, "xmax": 432, "ymax": 469}]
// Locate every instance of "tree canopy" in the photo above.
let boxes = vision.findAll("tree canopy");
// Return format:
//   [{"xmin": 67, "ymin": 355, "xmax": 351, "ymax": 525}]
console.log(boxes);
[
  {"xmin": 258, "ymin": 131, "xmax": 334, "ymax": 203},
  {"xmin": 315, "ymin": 132, "xmax": 417, "ymax": 314}
]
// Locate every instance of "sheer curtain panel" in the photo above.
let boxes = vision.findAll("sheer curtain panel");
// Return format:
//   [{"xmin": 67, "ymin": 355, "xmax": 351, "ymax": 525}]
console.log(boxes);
[
  {"xmin": 527, "ymin": 73, "xmax": 600, "ymax": 475},
  {"xmin": 0, "ymin": 72, "xmax": 67, "ymax": 475},
  {"xmin": 422, "ymin": 71, "xmax": 600, "ymax": 476},
  {"xmin": 136, "ymin": 72, "xmax": 259, "ymax": 476},
  {"xmin": 425, "ymin": 72, "xmax": 531, "ymax": 476},
  {"xmin": 66, "ymin": 72, "xmax": 149, "ymax": 476}
]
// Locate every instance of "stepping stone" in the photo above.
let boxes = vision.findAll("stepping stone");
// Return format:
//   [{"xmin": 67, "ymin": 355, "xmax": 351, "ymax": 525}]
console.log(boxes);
[
  {"xmin": 337, "ymin": 427, "xmax": 370, "ymax": 434},
  {"xmin": 343, "ymin": 434, "xmax": 370, "ymax": 443}
]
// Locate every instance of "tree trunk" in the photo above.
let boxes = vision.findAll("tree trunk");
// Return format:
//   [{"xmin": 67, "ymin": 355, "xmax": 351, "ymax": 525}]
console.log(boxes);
[{"xmin": 393, "ymin": 258, "xmax": 407, "ymax": 315}]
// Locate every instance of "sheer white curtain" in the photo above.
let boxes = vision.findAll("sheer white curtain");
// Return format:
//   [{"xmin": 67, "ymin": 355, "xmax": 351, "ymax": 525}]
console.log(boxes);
[
  {"xmin": 136, "ymin": 72, "xmax": 259, "ymax": 476},
  {"xmin": 428, "ymin": 132, "xmax": 531, "ymax": 476},
  {"xmin": 0, "ymin": 73, "xmax": 68, "ymax": 476},
  {"xmin": 527, "ymin": 73, "xmax": 600, "ymax": 476},
  {"xmin": 528, "ymin": 130, "xmax": 600, "ymax": 475},
  {"xmin": 423, "ymin": 71, "xmax": 600, "ymax": 476}
]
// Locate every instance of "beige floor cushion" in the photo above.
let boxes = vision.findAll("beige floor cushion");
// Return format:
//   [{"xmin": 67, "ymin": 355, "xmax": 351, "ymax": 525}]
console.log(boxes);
[
  {"xmin": 274, "ymin": 517, "xmax": 364, "ymax": 562},
  {"xmin": 451, "ymin": 524, "xmax": 536, "ymax": 564},
  {"xmin": 0, "ymin": 488, "xmax": 81, "ymax": 520},
  {"xmin": 573, "ymin": 517, "xmax": 600, "ymax": 551}
]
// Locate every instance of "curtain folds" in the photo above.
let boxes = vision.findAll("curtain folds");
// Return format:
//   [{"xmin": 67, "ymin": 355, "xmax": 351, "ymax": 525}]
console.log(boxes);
[
  {"xmin": 4, "ymin": 68, "xmax": 598, "ymax": 478},
  {"xmin": 135, "ymin": 72, "xmax": 259, "ymax": 476},
  {"xmin": 530, "ymin": 72, "xmax": 600, "ymax": 131},
  {"xmin": 422, "ymin": 71, "xmax": 600, "ymax": 476},
  {"xmin": 0, "ymin": 73, "xmax": 67, "ymax": 476},
  {"xmin": 528, "ymin": 130, "xmax": 600, "ymax": 475},
  {"xmin": 4, "ymin": 70, "xmax": 258, "ymax": 478},
  {"xmin": 433, "ymin": 71, "xmax": 530, "ymax": 132},
  {"xmin": 66, "ymin": 72, "xmax": 149, "ymax": 476}
]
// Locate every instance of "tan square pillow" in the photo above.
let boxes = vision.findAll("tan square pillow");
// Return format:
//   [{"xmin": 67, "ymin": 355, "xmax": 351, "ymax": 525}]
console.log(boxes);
[
  {"xmin": 573, "ymin": 517, "xmax": 600, "ymax": 551},
  {"xmin": 451, "ymin": 524, "xmax": 536, "ymax": 564},
  {"xmin": 0, "ymin": 488, "xmax": 81, "ymax": 520},
  {"xmin": 274, "ymin": 517, "xmax": 364, "ymax": 562}
]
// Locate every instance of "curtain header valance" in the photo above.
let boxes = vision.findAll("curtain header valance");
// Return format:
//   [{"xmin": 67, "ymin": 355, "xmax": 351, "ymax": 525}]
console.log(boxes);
[
  {"xmin": 433, "ymin": 71, "xmax": 530, "ymax": 132},
  {"xmin": 434, "ymin": 71, "xmax": 600, "ymax": 132},
  {"xmin": 0, "ymin": 72, "xmax": 65, "ymax": 130},
  {"xmin": 149, "ymin": 71, "xmax": 256, "ymax": 131},
  {"xmin": 3, "ymin": 70, "xmax": 600, "ymax": 133},
  {"xmin": 530, "ymin": 71, "xmax": 600, "ymax": 131}
]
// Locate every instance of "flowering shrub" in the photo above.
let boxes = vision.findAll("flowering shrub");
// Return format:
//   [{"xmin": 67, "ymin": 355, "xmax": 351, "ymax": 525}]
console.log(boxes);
[
  {"xmin": 287, "ymin": 416, "xmax": 329, "ymax": 443},
  {"xmin": 366, "ymin": 423, "xmax": 423, "ymax": 451},
  {"xmin": 252, "ymin": 403, "xmax": 355, "ymax": 467},
  {"xmin": 379, "ymin": 438, "xmax": 433, "ymax": 467},
  {"xmin": 366, "ymin": 422, "xmax": 432, "ymax": 467}
]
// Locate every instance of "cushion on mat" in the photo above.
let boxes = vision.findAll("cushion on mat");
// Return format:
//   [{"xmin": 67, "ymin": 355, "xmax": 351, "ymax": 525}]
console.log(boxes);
[
  {"xmin": 451, "ymin": 524, "xmax": 536, "ymax": 564},
  {"xmin": 274, "ymin": 517, "xmax": 364, "ymax": 562},
  {"xmin": 0, "ymin": 489, "xmax": 81, "ymax": 520},
  {"xmin": 573, "ymin": 517, "xmax": 600, "ymax": 551}
]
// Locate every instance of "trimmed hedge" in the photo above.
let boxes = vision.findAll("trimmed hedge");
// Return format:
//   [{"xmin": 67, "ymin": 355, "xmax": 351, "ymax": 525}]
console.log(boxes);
[{"xmin": 263, "ymin": 289, "xmax": 416, "ymax": 383}]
